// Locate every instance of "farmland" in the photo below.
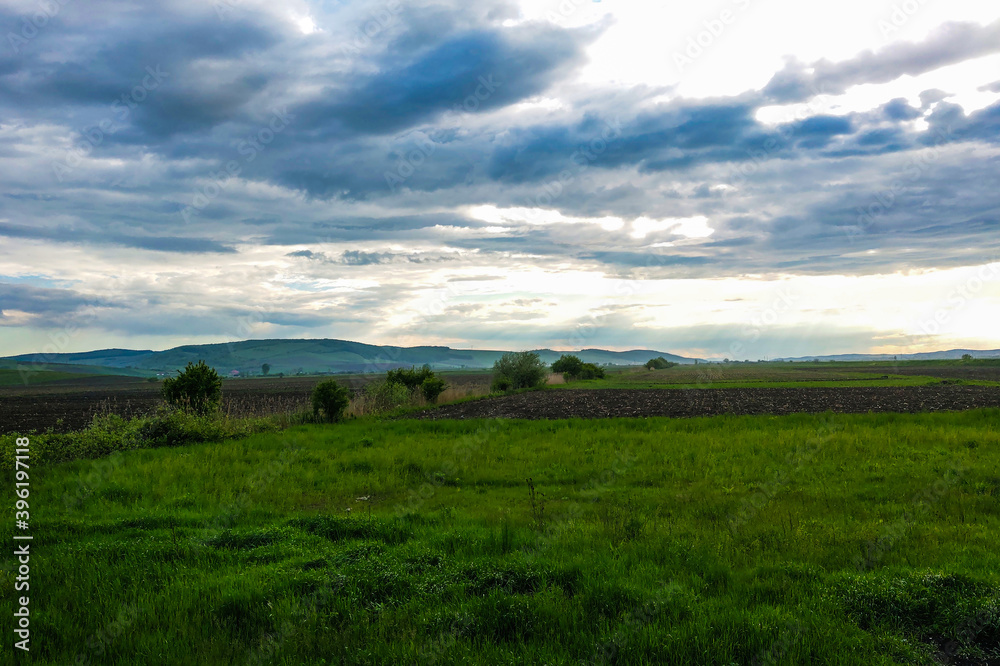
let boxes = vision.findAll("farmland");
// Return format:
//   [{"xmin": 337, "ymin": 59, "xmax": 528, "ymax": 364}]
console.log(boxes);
[
  {"xmin": 2, "ymin": 359, "xmax": 999, "ymax": 664},
  {"xmin": 3, "ymin": 410, "xmax": 999, "ymax": 664},
  {"xmin": 0, "ymin": 371, "xmax": 492, "ymax": 435},
  {"xmin": 2, "ymin": 360, "xmax": 999, "ymax": 435}
]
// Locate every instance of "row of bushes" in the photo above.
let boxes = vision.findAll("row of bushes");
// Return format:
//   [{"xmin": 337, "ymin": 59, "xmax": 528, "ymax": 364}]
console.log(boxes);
[{"xmin": 0, "ymin": 409, "xmax": 282, "ymax": 468}]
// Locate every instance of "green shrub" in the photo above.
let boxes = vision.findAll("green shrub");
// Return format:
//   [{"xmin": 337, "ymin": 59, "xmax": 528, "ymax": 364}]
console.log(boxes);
[
  {"xmin": 578, "ymin": 363, "xmax": 606, "ymax": 380},
  {"xmin": 364, "ymin": 380, "xmax": 412, "ymax": 413},
  {"xmin": 551, "ymin": 354, "xmax": 584, "ymax": 378},
  {"xmin": 386, "ymin": 365, "xmax": 435, "ymax": 390},
  {"xmin": 162, "ymin": 360, "xmax": 222, "ymax": 416},
  {"xmin": 311, "ymin": 379, "xmax": 351, "ymax": 423},
  {"xmin": 491, "ymin": 351, "xmax": 547, "ymax": 392},
  {"xmin": 0, "ymin": 409, "xmax": 279, "ymax": 468},
  {"xmin": 645, "ymin": 357, "xmax": 678, "ymax": 371},
  {"xmin": 421, "ymin": 376, "xmax": 447, "ymax": 403}
]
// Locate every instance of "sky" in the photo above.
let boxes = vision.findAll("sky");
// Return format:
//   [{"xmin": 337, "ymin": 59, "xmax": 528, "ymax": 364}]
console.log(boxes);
[{"xmin": 0, "ymin": 0, "xmax": 998, "ymax": 360}]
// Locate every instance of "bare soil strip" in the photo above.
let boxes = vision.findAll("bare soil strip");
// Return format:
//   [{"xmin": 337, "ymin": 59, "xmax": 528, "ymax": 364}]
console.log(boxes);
[{"xmin": 410, "ymin": 386, "xmax": 1000, "ymax": 420}]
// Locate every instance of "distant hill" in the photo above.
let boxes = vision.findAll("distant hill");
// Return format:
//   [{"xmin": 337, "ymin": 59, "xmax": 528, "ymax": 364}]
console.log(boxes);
[
  {"xmin": 2, "ymin": 338, "xmax": 699, "ymax": 375},
  {"xmin": 776, "ymin": 349, "xmax": 1000, "ymax": 362}
]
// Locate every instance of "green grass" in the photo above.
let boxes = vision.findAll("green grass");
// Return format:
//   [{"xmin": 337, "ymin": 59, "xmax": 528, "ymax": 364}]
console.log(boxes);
[
  {"xmin": 0, "ymin": 368, "xmax": 82, "ymax": 387},
  {"xmin": 562, "ymin": 375, "xmax": 997, "ymax": 390},
  {"xmin": 4, "ymin": 410, "xmax": 1000, "ymax": 664},
  {"xmin": 570, "ymin": 365, "xmax": 1000, "ymax": 390}
]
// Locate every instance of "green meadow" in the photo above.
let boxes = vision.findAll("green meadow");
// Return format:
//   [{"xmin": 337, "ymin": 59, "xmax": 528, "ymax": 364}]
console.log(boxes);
[
  {"xmin": 4, "ymin": 410, "xmax": 1000, "ymax": 664},
  {"xmin": 560, "ymin": 360, "xmax": 1000, "ymax": 390}
]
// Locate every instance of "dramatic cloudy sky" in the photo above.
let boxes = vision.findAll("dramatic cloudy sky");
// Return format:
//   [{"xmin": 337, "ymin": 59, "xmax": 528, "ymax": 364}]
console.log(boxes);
[{"xmin": 1, "ymin": 0, "xmax": 998, "ymax": 359}]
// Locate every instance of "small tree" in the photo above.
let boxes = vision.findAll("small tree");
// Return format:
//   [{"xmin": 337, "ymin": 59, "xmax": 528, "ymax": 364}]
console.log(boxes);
[
  {"xmin": 386, "ymin": 365, "xmax": 435, "ymax": 390},
  {"xmin": 311, "ymin": 379, "xmax": 351, "ymax": 423},
  {"xmin": 492, "ymin": 351, "xmax": 547, "ymax": 392},
  {"xmin": 162, "ymin": 360, "xmax": 222, "ymax": 416},
  {"xmin": 645, "ymin": 357, "xmax": 677, "ymax": 370},
  {"xmin": 421, "ymin": 376, "xmax": 447, "ymax": 403},
  {"xmin": 578, "ymin": 362, "xmax": 606, "ymax": 380},
  {"xmin": 363, "ymin": 380, "xmax": 411, "ymax": 413},
  {"xmin": 551, "ymin": 354, "xmax": 584, "ymax": 379},
  {"xmin": 962, "ymin": 354, "xmax": 974, "ymax": 361},
  {"xmin": 262, "ymin": 363, "xmax": 271, "ymax": 376}
]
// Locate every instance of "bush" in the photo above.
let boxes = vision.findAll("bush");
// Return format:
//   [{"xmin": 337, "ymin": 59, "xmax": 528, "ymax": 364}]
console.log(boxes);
[
  {"xmin": 311, "ymin": 379, "xmax": 351, "ymax": 423},
  {"xmin": 162, "ymin": 360, "xmax": 222, "ymax": 416},
  {"xmin": 0, "ymin": 409, "xmax": 280, "ymax": 469},
  {"xmin": 578, "ymin": 363, "xmax": 606, "ymax": 380},
  {"xmin": 645, "ymin": 357, "xmax": 677, "ymax": 371},
  {"xmin": 384, "ymin": 365, "xmax": 448, "ymax": 404},
  {"xmin": 364, "ymin": 380, "xmax": 412, "ymax": 413},
  {"xmin": 551, "ymin": 354, "xmax": 584, "ymax": 378},
  {"xmin": 421, "ymin": 376, "xmax": 447, "ymax": 403},
  {"xmin": 386, "ymin": 365, "xmax": 435, "ymax": 390},
  {"xmin": 552, "ymin": 355, "xmax": 605, "ymax": 381},
  {"xmin": 492, "ymin": 352, "xmax": 548, "ymax": 392}
]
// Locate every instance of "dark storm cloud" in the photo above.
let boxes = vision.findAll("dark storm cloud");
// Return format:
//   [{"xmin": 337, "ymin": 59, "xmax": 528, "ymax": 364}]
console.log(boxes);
[
  {"xmin": 0, "ymin": 0, "xmax": 996, "ymax": 301},
  {"xmin": 292, "ymin": 23, "xmax": 596, "ymax": 136},
  {"xmin": 0, "ymin": 282, "xmax": 115, "ymax": 317},
  {"xmin": 0, "ymin": 222, "xmax": 236, "ymax": 253}
]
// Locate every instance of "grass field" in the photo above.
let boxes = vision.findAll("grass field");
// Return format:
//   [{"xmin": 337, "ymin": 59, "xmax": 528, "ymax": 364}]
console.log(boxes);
[
  {"xmin": 6, "ymin": 410, "xmax": 1000, "ymax": 664},
  {"xmin": 0, "ymin": 368, "xmax": 86, "ymax": 387},
  {"xmin": 571, "ymin": 361, "xmax": 1000, "ymax": 390}
]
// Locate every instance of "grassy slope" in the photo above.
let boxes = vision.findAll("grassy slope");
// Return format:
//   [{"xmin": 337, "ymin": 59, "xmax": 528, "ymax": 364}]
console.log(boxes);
[{"xmin": 5, "ymin": 411, "xmax": 1000, "ymax": 664}]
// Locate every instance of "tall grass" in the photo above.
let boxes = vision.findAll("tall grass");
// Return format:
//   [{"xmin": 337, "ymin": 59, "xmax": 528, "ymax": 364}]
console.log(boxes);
[{"xmin": 5, "ymin": 410, "xmax": 1000, "ymax": 664}]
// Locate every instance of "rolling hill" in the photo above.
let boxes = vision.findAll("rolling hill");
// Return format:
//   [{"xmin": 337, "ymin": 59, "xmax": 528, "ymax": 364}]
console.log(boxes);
[
  {"xmin": 775, "ymin": 349, "xmax": 1000, "ymax": 362},
  {"xmin": 2, "ymin": 338, "xmax": 699, "ymax": 375}
]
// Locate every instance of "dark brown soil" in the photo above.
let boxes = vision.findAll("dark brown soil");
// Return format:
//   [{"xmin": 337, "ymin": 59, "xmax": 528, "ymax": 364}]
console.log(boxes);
[
  {"xmin": 0, "ymin": 372, "xmax": 493, "ymax": 435},
  {"xmin": 411, "ymin": 386, "xmax": 1000, "ymax": 421}
]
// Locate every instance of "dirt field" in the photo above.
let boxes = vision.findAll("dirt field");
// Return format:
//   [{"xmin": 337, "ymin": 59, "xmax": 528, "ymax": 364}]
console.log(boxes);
[
  {"xmin": 0, "ymin": 373, "xmax": 492, "ymax": 434},
  {"xmin": 411, "ymin": 386, "xmax": 1000, "ymax": 420}
]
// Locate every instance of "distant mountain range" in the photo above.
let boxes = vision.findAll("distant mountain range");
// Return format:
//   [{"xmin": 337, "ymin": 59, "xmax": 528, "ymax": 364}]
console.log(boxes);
[
  {"xmin": 775, "ymin": 349, "xmax": 1000, "ymax": 362},
  {"xmin": 1, "ymin": 338, "xmax": 699, "ymax": 375}
]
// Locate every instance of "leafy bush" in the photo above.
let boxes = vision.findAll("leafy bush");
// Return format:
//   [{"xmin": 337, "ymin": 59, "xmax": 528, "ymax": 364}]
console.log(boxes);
[
  {"xmin": 0, "ymin": 409, "xmax": 279, "ymax": 469},
  {"xmin": 421, "ymin": 376, "xmax": 447, "ymax": 403},
  {"xmin": 311, "ymin": 379, "xmax": 351, "ymax": 423},
  {"xmin": 645, "ymin": 357, "xmax": 678, "ymax": 371},
  {"xmin": 386, "ymin": 365, "xmax": 435, "ymax": 390},
  {"xmin": 577, "ymin": 363, "xmax": 606, "ymax": 380},
  {"xmin": 552, "ymin": 355, "xmax": 605, "ymax": 381},
  {"xmin": 364, "ymin": 380, "xmax": 412, "ymax": 413},
  {"xmin": 491, "ymin": 351, "xmax": 548, "ymax": 392},
  {"xmin": 551, "ymin": 354, "xmax": 584, "ymax": 378},
  {"xmin": 385, "ymin": 365, "xmax": 448, "ymax": 404},
  {"xmin": 162, "ymin": 360, "xmax": 222, "ymax": 416}
]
